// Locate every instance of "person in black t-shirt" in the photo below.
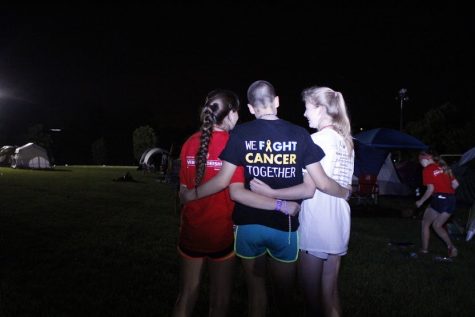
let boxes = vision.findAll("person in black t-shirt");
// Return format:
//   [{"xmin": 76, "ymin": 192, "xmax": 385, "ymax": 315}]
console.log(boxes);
[{"xmin": 181, "ymin": 80, "xmax": 350, "ymax": 315}]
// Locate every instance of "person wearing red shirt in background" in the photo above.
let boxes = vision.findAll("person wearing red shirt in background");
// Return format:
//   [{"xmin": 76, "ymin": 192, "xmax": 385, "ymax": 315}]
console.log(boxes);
[
  {"xmin": 173, "ymin": 89, "xmax": 243, "ymax": 317},
  {"xmin": 416, "ymin": 150, "xmax": 460, "ymax": 257}
]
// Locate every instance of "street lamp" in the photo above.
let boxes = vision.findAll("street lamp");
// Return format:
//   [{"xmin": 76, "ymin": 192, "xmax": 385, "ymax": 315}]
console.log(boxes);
[{"xmin": 397, "ymin": 88, "xmax": 409, "ymax": 131}]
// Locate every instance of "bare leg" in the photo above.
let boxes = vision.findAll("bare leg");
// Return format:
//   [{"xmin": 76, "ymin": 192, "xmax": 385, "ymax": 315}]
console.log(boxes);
[
  {"xmin": 298, "ymin": 251, "xmax": 324, "ymax": 316},
  {"xmin": 321, "ymin": 255, "xmax": 342, "ymax": 317},
  {"xmin": 268, "ymin": 257, "xmax": 297, "ymax": 316},
  {"xmin": 208, "ymin": 255, "xmax": 236, "ymax": 317},
  {"xmin": 432, "ymin": 212, "xmax": 455, "ymax": 249},
  {"xmin": 173, "ymin": 256, "xmax": 205, "ymax": 317},
  {"xmin": 241, "ymin": 256, "xmax": 268, "ymax": 317},
  {"xmin": 421, "ymin": 207, "xmax": 438, "ymax": 252}
]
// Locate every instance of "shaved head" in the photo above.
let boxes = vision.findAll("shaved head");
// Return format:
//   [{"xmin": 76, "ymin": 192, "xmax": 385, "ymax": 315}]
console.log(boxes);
[{"xmin": 247, "ymin": 80, "xmax": 276, "ymax": 107}]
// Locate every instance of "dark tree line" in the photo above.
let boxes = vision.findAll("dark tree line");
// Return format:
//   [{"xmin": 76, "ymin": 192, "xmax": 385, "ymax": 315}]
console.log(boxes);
[
  {"xmin": 405, "ymin": 103, "xmax": 475, "ymax": 155},
  {"xmin": 17, "ymin": 102, "xmax": 474, "ymax": 166}
]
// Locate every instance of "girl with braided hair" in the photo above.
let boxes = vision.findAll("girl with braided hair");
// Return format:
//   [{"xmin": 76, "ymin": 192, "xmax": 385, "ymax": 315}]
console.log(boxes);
[
  {"xmin": 182, "ymin": 81, "xmax": 349, "ymax": 316},
  {"xmin": 173, "ymin": 89, "xmax": 243, "ymax": 317}
]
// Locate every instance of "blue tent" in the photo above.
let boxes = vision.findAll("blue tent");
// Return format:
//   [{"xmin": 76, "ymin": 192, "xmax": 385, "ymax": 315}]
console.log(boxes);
[
  {"xmin": 353, "ymin": 141, "xmax": 389, "ymax": 176},
  {"xmin": 354, "ymin": 128, "xmax": 428, "ymax": 150},
  {"xmin": 353, "ymin": 128, "xmax": 428, "ymax": 177}
]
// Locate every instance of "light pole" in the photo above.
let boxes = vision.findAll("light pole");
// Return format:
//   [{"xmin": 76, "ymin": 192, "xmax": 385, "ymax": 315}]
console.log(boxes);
[{"xmin": 397, "ymin": 88, "xmax": 409, "ymax": 131}]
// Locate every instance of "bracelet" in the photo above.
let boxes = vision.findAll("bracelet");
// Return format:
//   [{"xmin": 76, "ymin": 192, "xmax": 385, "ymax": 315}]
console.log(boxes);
[{"xmin": 275, "ymin": 199, "xmax": 288, "ymax": 215}]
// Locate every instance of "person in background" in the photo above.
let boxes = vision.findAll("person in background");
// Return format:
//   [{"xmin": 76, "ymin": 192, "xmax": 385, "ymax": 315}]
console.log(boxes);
[
  {"xmin": 416, "ymin": 150, "xmax": 460, "ymax": 257},
  {"xmin": 181, "ymin": 80, "xmax": 350, "ymax": 316},
  {"xmin": 173, "ymin": 89, "xmax": 243, "ymax": 317},
  {"xmin": 250, "ymin": 86, "xmax": 354, "ymax": 316}
]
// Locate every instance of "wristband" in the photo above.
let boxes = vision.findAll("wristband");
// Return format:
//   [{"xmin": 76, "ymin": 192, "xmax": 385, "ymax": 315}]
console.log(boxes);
[{"xmin": 275, "ymin": 199, "xmax": 288, "ymax": 215}]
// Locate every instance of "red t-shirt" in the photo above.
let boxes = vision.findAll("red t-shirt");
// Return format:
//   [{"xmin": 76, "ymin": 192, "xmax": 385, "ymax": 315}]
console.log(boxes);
[
  {"xmin": 179, "ymin": 130, "xmax": 244, "ymax": 253},
  {"xmin": 422, "ymin": 163, "xmax": 455, "ymax": 194}
]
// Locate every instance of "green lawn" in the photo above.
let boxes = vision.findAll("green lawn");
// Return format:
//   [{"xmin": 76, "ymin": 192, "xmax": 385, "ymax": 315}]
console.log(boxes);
[{"xmin": 0, "ymin": 166, "xmax": 474, "ymax": 316}]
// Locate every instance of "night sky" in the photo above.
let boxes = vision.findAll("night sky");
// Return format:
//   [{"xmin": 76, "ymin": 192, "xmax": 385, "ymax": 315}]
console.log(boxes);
[{"xmin": 1, "ymin": 4, "xmax": 474, "ymax": 164}]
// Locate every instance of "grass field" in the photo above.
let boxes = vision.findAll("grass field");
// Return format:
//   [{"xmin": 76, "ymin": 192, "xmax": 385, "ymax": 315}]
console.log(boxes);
[{"xmin": 0, "ymin": 166, "xmax": 474, "ymax": 316}]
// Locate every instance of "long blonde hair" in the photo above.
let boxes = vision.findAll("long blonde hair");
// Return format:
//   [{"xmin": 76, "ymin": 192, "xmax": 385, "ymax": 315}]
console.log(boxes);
[{"xmin": 302, "ymin": 86, "xmax": 353, "ymax": 151}]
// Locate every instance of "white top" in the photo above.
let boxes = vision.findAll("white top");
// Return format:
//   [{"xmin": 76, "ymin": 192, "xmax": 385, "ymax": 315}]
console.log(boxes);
[{"xmin": 298, "ymin": 128, "xmax": 355, "ymax": 255}]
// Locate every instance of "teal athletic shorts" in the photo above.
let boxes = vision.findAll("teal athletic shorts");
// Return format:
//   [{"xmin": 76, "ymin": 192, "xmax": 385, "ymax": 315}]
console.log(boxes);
[{"xmin": 234, "ymin": 224, "xmax": 298, "ymax": 263}]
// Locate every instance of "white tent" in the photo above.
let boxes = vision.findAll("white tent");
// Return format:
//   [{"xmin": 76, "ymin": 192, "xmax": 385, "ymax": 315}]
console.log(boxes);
[
  {"xmin": 11, "ymin": 143, "xmax": 51, "ymax": 169},
  {"xmin": 377, "ymin": 153, "xmax": 412, "ymax": 196},
  {"xmin": 0, "ymin": 145, "xmax": 17, "ymax": 166},
  {"xmin": 453, "ymin": 146, "xmax": 475, "ymax": 205},
  {"xmin": 138, "ymin": 147, "xmax": 169, "ymax": 171},
  {"xmin": 352, "ymin": 153, "xmax": 412, "ymax": 196},
  {"xmin": 458, "ymin": 147, "xmax": 475, "ymax": 166}
]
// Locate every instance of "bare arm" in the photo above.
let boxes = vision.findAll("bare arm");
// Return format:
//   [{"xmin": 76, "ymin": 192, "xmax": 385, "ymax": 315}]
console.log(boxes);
[
  {"xmin": 180, "ymin": 161, "xmax": 237, "ymax": 203},
  {"xmin": 229, "ymin": 183, "xmax": 300, "ymax": 216},
  {"xmin": 305, "ymin": 161, "xmax": 351, "ymax": 199},
  {"xmin": 416, "ymin": 184, "xmax": 434, "ymax": 208},
  {"xmin": 452, "ymin": 178, "xmax": 459, "ymax": 190},
  {"xmin": 250, "ymin": 173, "xmax": 317, "ymax": 200}
]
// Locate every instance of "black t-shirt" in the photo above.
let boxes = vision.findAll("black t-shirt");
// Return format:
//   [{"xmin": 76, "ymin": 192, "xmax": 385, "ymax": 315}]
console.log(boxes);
[{"xmin": 220, "ymin": 118, "xmax": 325, "ymax": 231}]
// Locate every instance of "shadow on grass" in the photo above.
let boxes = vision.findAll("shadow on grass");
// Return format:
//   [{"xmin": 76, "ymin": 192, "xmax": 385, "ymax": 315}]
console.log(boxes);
[
  {"xmin": 350, "ymin": 195, "xmax": 442, "ymax": 220},
  {"xmin": 5, "ymin": 167, "xmax": 73, "ymax": 172},
  {"xmin": 351, "ymin": 203, "xmax": 409, "ymax": 218}
]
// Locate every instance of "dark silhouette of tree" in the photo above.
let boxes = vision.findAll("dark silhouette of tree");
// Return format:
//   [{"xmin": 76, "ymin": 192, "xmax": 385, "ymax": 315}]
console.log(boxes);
[
  {"xmin": 24, "ymin": 124, "xmax": 53, "ymax": 152},
  {"xmin": 91, "ymin": 137, "xmax": 107, "ymax": 165},
  {"xmin": 406, "ymin": 103, "xmax": 473, "ymax": 154},
  {"xmin": 132, "ymin": 125, "xmax": 157, "ymax": 163}
]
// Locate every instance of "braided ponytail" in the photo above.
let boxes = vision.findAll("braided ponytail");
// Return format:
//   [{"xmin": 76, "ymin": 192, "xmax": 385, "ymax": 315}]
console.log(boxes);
[
  {"xmin": 194, "ymin": 90, "xmax": 240, "ymax": 187},
  {"xmin": 195, "ymin": 105, "xmax": 217, "ymax": 186}
]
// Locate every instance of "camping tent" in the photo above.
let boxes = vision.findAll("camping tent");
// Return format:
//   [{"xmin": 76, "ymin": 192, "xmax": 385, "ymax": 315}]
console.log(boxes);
[
  {"xmin": 138, "ymin": 147, "xmax": 169, "ymax": 172},
  {"xmin": 377, "ymin": 153, "xmax": 412, "ymax": 195},
  {"xmin": 353, "ymin": 128, "xmax": 428, "ymax": 177},
  {"xmin": 458, "ymin": 147, "xmax": 475, "ymax": 167},
  {"xmin": 351, "ymin": 152, "xmax": 413, "ymax": 196},
  {"xmin": 353, "ymin": 141, "xmax": 388, "ymax": 176},
  {"xmin": 0, "ymin": 146, "xmax": 17, "ymax": 166},
  {"xmin": 11, "ymin": 143, "xmax": 51, "ymax": 169},
  {"xmin": 354, "ymin": 128, "xmax": 428, "ymax": 150},
  {"xmin": 353, "ymin": 128, "xmax": 428, "ymax": 195},
  {"xmin": 453, "ymin": 146, "xmax": 475, "ymax": 204}
]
